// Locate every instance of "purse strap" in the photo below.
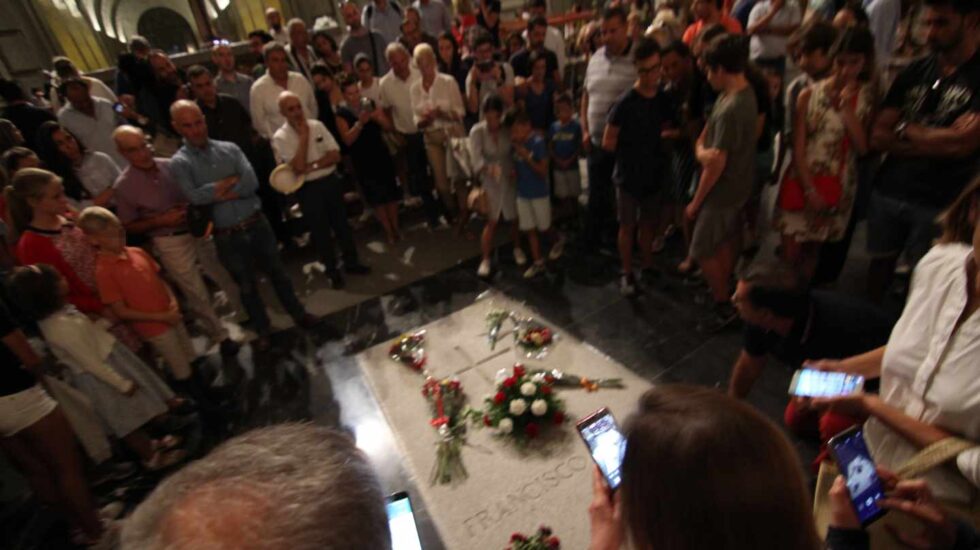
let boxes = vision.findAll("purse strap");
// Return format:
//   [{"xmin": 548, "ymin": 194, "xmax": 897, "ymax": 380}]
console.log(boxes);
[{"xmin": 896, "ymin": 437, "xmax": 977, "ymax": 480}]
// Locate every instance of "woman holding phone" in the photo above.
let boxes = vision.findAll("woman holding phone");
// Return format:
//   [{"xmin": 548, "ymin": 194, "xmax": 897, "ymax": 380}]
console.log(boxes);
[{"xmin": 588, "ymin": 385, "xmax": 821, "ymax": 550}]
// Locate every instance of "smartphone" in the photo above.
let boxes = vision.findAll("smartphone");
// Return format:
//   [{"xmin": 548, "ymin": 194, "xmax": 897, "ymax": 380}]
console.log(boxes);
[
  {"xmin": 788, "ymin": 368, "xmax": 864, "ymax": 398},
  {"xmin": 113, "ymin": 102, "xmax": 125, "ymax": 114},
  {"xmin": 576, "ymin": 407, "xmax": 626, "ymax": 490},
  {"xmin": 828, "ymin": 426, "xmax": 887, "ymax": 526},
  {"xmin": 386, "ymin": 491, "xmax": 423, "ymax": 550}
]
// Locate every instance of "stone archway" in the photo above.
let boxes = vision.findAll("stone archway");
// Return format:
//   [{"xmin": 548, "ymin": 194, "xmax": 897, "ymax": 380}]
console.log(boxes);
[{"xmin": 137, "ymin": 6, "xmax": 197, "ymax": 53}]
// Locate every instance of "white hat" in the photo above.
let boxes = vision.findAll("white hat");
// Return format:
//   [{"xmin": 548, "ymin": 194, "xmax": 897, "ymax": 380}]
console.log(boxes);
[{"xmin": 269, "ymin": 164, "xmax": 305, "ymax": 194}]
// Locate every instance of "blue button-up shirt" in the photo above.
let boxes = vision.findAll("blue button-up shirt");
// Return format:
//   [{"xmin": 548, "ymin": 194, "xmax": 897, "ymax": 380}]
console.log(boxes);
[{"xmin": 170, "ymin": 139, "xmax": 261, "ymax": 228}]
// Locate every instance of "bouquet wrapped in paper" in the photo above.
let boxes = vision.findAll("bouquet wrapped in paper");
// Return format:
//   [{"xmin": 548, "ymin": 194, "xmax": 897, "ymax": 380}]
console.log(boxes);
[
  {"xmin": 389, "ymin": 330, "xmax": 427, "ymax": 371},
  {"xmin": 422, "ymin": 376, "xmax": 469, "ymax": 485},
  {"xmin": 514, "ymin": 319, "xmax": 558, "ymax": 360}
]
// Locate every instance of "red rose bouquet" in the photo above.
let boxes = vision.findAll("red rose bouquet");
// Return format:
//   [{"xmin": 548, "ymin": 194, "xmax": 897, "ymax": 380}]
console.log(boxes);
[
  {"xmin": 514, "ymin": 320, "xmax": 557, "ymax": 360},
  {"xmin": 389, "ymin": 330, "xmax": 427, "ymax": 370},
  {"xmin": 507, "ymin": 526, "xmax": 561, "ymax": 549},
  {"xmin": 478, "ymin": 363, "xmax": 566, "ymax": 443},
  {"xmin": 422, "ymin": 376, "xmax": 470, "ymax": 485}
]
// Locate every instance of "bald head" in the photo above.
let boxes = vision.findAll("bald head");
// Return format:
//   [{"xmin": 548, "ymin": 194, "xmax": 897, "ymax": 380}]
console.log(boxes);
[
  {"xmin": 113, "ymin": 125, "xmax": 155, "ymax": 170},
  {"xmin": 277, "ymin": 91, "xmax": 306, "ymax": 127},
  {"xmin": 265, "ymin": 7, "xmax": 282, "ymax": 29},
  {"xmin": 170, "ymin": 100, "xmax": 209, "ymax": 148}
]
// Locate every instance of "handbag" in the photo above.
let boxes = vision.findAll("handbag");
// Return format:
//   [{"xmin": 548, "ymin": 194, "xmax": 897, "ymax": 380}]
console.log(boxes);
[
  {"xmin": 814, "ymin": 437, "xmax": 980, "ymax": 548},
  {"xmin": 778, "ymin": 93, "xmax": 855, "ymax": 212}
]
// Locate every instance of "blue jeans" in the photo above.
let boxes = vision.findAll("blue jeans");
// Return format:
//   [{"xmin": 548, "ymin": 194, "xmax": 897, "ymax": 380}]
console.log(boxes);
[
  {"xmin": 866, "ymin": 191, "xmax": 941, "ymax": 268},
  {"xmin": 214, "ymin": 215, "xmax": 306, "ymax": 334}
]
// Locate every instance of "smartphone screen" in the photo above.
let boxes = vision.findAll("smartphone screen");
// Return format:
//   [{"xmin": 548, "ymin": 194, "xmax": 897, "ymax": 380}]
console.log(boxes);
[
  {"xmin": 113, "ymin": 102, "xmax": 125, "ymax": 113},
  {"xmin": 386, "ymin": 492, "xmax": 423, "ymax": 550},
  {"xmin": 829, "ymin": 427, "xmax": 887, "ymax": 526},
  {"xmin": 576, "ymin": 408, "xmax": 626, "ymax": 490},
  {"xmin": 789, "ymin": 369, "xmax": 864, "ymax": 397}
]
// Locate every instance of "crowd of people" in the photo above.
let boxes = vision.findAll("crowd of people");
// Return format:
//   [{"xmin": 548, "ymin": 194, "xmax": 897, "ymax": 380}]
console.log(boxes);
[{"xmin": 0, "ymin": 0, "xmax": 978, "ymax": 547}]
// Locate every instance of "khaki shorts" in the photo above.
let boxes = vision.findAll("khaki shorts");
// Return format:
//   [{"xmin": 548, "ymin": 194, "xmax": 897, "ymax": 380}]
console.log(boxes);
[
  {"xmin": 689, "ymin": 206, "xmax": 742, "ymax": 260},
  {"xmin": 517, "ymin": 197, "xmax": 552, "ymax": 232},
  {"xmin": 552, "ymin": 168, "xmax": 582, "ymax": 199}
]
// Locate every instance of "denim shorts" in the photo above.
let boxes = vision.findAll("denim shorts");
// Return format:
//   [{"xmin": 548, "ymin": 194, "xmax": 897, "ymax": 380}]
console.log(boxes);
[{"xmin": 865, "ymin": 191, "xmax": 941, "ymax": 266}]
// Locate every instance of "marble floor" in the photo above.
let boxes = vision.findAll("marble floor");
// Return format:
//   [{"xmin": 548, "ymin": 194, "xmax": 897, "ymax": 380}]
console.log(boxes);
[{"xmin": 2, "ymin": 210, "xmax": 894, "ymax": 549}]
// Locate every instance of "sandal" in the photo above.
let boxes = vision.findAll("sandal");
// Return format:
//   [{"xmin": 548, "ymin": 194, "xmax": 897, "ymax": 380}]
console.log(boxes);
[
  {"xmin": 143, "ymin": 448, "xmax": 188, "ymax": 471},
  {"xmin": 677, "ymin": 257, "xmax": 697, "ymax": 275}
]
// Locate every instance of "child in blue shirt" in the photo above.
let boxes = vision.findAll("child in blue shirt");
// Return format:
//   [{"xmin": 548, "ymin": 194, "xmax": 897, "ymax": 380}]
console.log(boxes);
[
  {"xmin": 548, "ymin": 93, "xmax": 582, "ymax": 223},
  {"xmin": 507, "ymin": 109, "xmax": 564, "ymax": 278}
]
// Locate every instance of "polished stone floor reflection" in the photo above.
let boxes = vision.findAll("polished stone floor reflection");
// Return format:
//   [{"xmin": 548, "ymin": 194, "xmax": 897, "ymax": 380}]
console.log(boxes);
[{"xmin": 4, "ymin": 223, "xmax": 841, "ymax": 549}]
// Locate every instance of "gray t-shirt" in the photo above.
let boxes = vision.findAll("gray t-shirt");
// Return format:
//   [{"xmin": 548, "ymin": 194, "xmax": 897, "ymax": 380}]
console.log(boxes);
[
  {"xmin": 341, "ymin": 31, "xmax": 390, "ymax": 76},
  {"xmin": 704, "ymin": 86, "xmax": 757, "ymax": 209}
]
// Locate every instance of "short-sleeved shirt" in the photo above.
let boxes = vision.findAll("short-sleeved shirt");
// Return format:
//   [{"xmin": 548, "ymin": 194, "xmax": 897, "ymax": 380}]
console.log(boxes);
[
  {"xmin": 682, "ymin": 16, "xmax": 744, "ymax": 45},
  {"xmin": 200, "ymin": 94, "xmax": 257, "ymax": 157},
  {"xmin": 514, "ymin": 135, "xmax": 549, "ymax": 199},
  {"xmin": 583, "ymin": 43, "xmax": 636, "ymax": 144},
  {"xmin": 465, "ymin": 61, "xmax": 516, "ymax": 119},
  {"xmin": 875, "ymin": 51, "xmax": 980, "ymax": 208},
  {"xmin": 341, "ymin": 31, "xmax": 391, "ymax": 76},
  {"xmin": 743, "ymin": 290, "xmax": 894, "ymax": 366},
  {"xmin": 748, "ymin": 0, "xmax": 802, "ymax": 60},
  {"xmin": 0, "ymin": 299, "xmax": 35, "ymax": 397},
  {"xmin": 77, "ymin": 151, "xmax": 120, "ymax": 198},
  {"xmin": 272, "ymin": 119, "xmax": 341, "ymax": 181},
  {"xmin": 607, "ymin": 87, "xmax": 675, "ymax": 197},
  {"xmin": 113, "ymin": 159, "xmax": 190, "ymax": 237},
  {"xmin": 58, "ymin": 97, "xmax": 125, "ymax": 167},
  {"xmin": 415, "ymin": 0, "xmax": 452, "ymax": 36},
  {"xmin": 95, "ymin": 247, "xmax": 173, "ymax": 338},
  {"xmin": 362, "ymin": 0, "xmax": 403, "ymax": 44},
  {"xmin": 380, "ymin": 68, "xmax": 423, "ymax": 134},
  {"xmin": 518, "ymin": 80, "xmax": 556, "ymax": 131},
  {"xmin": 509, "ymin": 48, "xmax": 560, "ymax": 81},
  {"xmin": 703, "ymin": 86, "xmax": 757, "ymax": 209},
  {"xmin": 549, "ymin": 119, "xmax": 582, "ymax": 162}
]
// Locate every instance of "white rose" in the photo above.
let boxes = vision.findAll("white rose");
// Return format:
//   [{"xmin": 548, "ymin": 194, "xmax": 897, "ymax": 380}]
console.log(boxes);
[
  {"xmin": 498, "ymin": 417, "xmax": 514, "ymax": 434},
  {"xmin": 509, "ymin": 398, "xmax": 527, "ymax": 416},
  {"xmin": 520, "ymin": 382, "xmax": 537, "ymax": 396},
  {"xmin": 531, "ymin": 399, "xmax": 548, "ymax": 416},
  {"xmin": 494, "ymin": 368, "xmax": 509, "ymax": 385}
]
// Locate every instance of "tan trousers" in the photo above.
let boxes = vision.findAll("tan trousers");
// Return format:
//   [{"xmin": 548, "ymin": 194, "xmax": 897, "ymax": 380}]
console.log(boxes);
[
  {"xmin": 146, "ymin": 325, "xmax": 195, "ymax": 380},
  {"xmin": 424, "ymin": 127, "xmax": 457, "ymax": 213},
  {"xmin": 151, "ymin": 234, "xmax": 234, "ymax": 343}
]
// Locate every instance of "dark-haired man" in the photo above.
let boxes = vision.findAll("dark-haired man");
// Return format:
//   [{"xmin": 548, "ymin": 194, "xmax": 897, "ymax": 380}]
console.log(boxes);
[
  {"xmin": 866, "ymin": 0, "xmax": 980, "ymax": 302},
  {"xmin": 0, "ymin": 79, "xmax": 56, "ymax": 150},
  {"xmin": 340, "ymin": 1, "xmax": 390, "ymax": 76},
  {"xmin": 581, "ymin": 6, "xmax": 637, "ymax": 250},
  {"xmin": 250, "ymin": 43, "xmax": 318, "ymax": 140},
  {"xmin": 510, "ymin": 16, "xmax": 562, "ymax": 87},
  {"xmin": 524, "ymin": 0, "xmax": 567, "ymax": 78},
  {"xmin": 211, "ymin": 43, "xmax": 254, "ymax": 110},
  {"xmin": 603, "ymin": 38, "xmax": 676, "ymax": 296},
  {"xmin": 57, "ymin": 78, "xmax": 125, "ymax": 166},
  {"xmin": 686, "ymin": 35, "xmax": 756, "ymax": 332},
  {"xmin": 728, "ymin": 268, "xmax": 893, "ymax": 448}
]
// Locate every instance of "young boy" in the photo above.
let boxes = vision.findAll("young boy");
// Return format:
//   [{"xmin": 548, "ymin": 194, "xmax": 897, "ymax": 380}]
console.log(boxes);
[
  {"xmin": 506, "ymin": 109, "xmax": 564, "ymax": 278},
  {"xmin": 548, "ymin": 92, "xmax": 582, "ymax": 225},
  {"xmin": 78, "ymin": 207, "xmax": 200, "ymax": 397},
  {"xmin": 603, "ymin": 38, "xmax": 676, "ymax": 296}
]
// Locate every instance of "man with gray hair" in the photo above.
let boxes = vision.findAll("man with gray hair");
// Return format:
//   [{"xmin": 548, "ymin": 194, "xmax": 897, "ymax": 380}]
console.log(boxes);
[
  {"xmin": 119, "ymin": 424, "xmax": 392, "ymax": 550},
  {"xmin": 286, "ymin": 18, "xmax": 318, "ymax": 81},
  {"xmin": 340, "ymin": 1, "xmax": 390, "ymax": 76},
  {"xmin": 249, "ymin": 42, "xmax": 318, "ymax": 140}
]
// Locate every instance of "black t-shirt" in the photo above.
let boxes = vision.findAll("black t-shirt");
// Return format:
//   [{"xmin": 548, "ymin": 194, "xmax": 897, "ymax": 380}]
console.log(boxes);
[
  {"xmin": 201, "ymin": 94, "xmax": 255, "ymax": 155},
  {"xmin": 509, "ymin": 48, "xmax": 559, "ymax": 81},
  {"xmin": 3, "ymin": 103, "xmax": 56, "ymax": 151},
  {"xmin": 0, "ymin": 299, "xmax": 36, "ymax": 397},
  {"xmin": 607, "ymin": 87, "xmax": 676, "ymax": 197},
  {"xmin": 876, "ymin": 50, "xmax": 980, "ymax": 208},
  {"xmin": 743, "ymin": 290, "xmax": 894, "ymax": 367}
]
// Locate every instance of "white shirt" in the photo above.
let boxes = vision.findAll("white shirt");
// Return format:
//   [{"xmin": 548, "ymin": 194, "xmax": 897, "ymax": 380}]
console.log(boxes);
[
  {"xmin": 379, "ymin": 67, "xmax": 422, "ymax": 134},
  {"xmin": 77, "ymin": 151, "xmax": 120, "ymax": 198},
  {"xmin": 249, "ymin": 72, "xmax": 319, "ymax": 139},
  {"xmin": 271, "ymin": 26, "xmax": 289, "ymax": 46},
  {"xmin": 583, "ymin": 43, "xmax": 636, "ymax": 143},
  {"xmin": 272, "ymin": 119, "xmax": 341, "ymax": 181},
  {"xmin": 410, "ymin": 73, "xmax": 465, "ymax": 131},
  {"xmin": 864, "ymin": 0, "xmax": 901, "ymax": 67},
  {"xmin": 360, "ymin": 78, "xmax": 382, "ymax": 103},
  {"xmin": 747, "ymin": 0, "xmax": 802, "ymax": 60},
  {"xmin": 865, "ymin": 244, "xmax": 980, "ymax": 503},
  {"xmin": 39, "ymin": 307, "xmax": 132, "ymax": 393},
  {"xmin": 58, "ymin": 97, "xmax": 125, "ymax": 167},
  {"xmin": 523, "ymin": 26, "xmax": 568, "ymax": 77},
  {"xmin": 49, "ymin": 76, "xmax": 117, "ymax": 113}
]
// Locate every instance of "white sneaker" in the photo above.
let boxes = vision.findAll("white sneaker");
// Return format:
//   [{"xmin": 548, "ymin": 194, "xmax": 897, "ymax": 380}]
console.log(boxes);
[
  {"xmin": 548, "ymin": 235, "xmax": 566, "ymax": 260},
  {"xmin": 524, "ymin": 261, "xmax": 546, "ymax": 279},
  {"xmin": 477, "ymin": 258, "xmax": 491, "ymax": 277},
  {"xmin": 513, "ymin": 248, "xmax": 528, "ymax": 266}
]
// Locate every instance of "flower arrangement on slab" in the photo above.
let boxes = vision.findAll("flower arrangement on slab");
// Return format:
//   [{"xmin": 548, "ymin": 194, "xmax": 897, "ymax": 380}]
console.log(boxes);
[
  {"xmin": 507, "ymin": 526, "xmax": 561, "ymax": 549},
  {"xmin": 389, "ymin": 330, "xmax": 427, "ymax": 371},
  {"xmin": 478, "ymin": 363, "xmax": 566, "ymax": 442},
  {"xmin": 422, "ymin": 376, "xmax": 470, "ymax": 485}
]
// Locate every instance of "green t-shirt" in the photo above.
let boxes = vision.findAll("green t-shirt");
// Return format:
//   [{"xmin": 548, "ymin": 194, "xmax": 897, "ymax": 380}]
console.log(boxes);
[{"xmin": 704, "ymin": 86, "xmax": 757, "ymax": 209}]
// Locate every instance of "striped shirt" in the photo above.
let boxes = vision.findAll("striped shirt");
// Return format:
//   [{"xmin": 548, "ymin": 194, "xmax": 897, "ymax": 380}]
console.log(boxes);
[{"xmin": 584, "ymin": 42, "xmax": 636, "ymax": 144}]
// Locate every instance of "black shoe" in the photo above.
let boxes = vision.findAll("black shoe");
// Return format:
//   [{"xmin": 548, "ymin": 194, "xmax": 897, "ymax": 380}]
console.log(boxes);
[
  {"xmin": 327, "ymin": 270, "xmax": 346, "ymax": 289},
  {"xmin": 697, "ymin": 302, "xmax": 739, "ymax": 333},
  {"xmin": 344, "ymin": 262, "xmax": 371, "ymax": 275},
  {"xmin": 219, "ymin": 338, "xmax": 241, "ymax": 357},
  {"xmin": 296, "ymin": 313, "xmax": 321, "ymax": 330}
]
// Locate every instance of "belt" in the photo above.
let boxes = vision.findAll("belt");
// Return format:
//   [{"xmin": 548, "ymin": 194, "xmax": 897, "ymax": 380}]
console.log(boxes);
[{"xmin": 213, "ymin": 212, "xmax": 262, "ymax": 236}]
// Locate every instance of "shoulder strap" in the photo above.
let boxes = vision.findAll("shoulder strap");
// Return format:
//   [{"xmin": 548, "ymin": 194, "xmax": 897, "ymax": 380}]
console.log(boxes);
[{"xmin": 896, "ymin": 437, "xmax": 977, "ymax": 480}]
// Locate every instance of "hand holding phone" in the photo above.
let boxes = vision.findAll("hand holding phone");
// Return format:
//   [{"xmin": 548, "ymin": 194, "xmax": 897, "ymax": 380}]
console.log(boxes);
[
  {"xmin": 828, "ymin": 426, "xmax": 887, "ymax": 526},
  {"xmin": 789, "ymin": 368, "xmax": 864, "ymax": 398},
  {"xmin": 386, "ymin": 491, "xmax": 423, "ymax": 550},
  {"xmin": 577, "ymin": 408, "xmax": 626, "ymax": 490}
]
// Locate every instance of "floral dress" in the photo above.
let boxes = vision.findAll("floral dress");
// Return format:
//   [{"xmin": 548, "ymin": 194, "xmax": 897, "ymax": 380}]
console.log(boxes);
[{"xmin": 774, "ymin": 79, "xmax": 872, "ymax": 242}]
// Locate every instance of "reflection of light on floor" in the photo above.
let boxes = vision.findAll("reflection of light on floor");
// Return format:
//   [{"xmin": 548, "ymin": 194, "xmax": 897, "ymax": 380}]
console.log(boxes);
[{"xmin": 354, "ymin": 417, "xmax": 389, "ymax": 458}]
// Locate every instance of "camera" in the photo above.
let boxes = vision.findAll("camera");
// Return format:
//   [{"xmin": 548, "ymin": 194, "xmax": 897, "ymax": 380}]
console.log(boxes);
[{"xmin": 360, "ymin": 97, "xmax": 376, "ymax": 112}]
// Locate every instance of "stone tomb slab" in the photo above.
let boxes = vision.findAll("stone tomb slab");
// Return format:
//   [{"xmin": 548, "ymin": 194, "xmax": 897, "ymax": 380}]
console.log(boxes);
[{"xmin": 356, "ymin": 293, "xmax": 654, "ymax": 549}]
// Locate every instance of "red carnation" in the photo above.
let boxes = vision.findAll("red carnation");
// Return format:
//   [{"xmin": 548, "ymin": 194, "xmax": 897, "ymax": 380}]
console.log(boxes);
[
  {"xmin": 540, "ymin": 385, "xmax": 552, "ymax": 395},
  {"xmin": 525, "ymin": 422, "xmax": 539, "ymax": 438},
  {"xmin": 513, "ymin": 364, "xmax": 526, "ymax": 377},
  {"xmin": 544, "ymin": 374, "xmax": 555, "ymax": 383},
  {"xmin": 493, "ymin": 391, "xmax": 506, "ymax": 405},
  {"xmin": 510, "ymin": 533, "xmax": 526, "ymax": 542},
  {"xmin": 553, "ymin": 411, "xmax": 565, "ymax": 424},
  {"xmin": 503, "ymin": 376, "xmax": 517, "ymax": 388},
  {"xmin": 546, "ymin": 536, "xmax": 561, "ymax": 548},
  {"xmin": 483, "ymin": 414, "xmax": 492, "ymax": 426}
]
